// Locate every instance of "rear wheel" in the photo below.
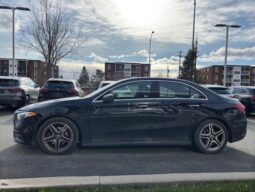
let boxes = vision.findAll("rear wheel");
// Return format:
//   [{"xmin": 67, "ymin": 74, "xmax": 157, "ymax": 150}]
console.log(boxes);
[
  {"xmin": 194, "ymin": 120, "xmax": 228, "ymax": 154},
  {"xmin": 37, "ymin": 117, "xmax": 78, "ymax": 155}
]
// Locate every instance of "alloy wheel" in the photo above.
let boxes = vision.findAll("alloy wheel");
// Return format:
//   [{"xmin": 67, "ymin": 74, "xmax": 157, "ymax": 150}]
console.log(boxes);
[
  {"xmin": 199, "ymin": 123, "xmax": 226, "ymax": 152},
  {"xmin": 41, "ymin": 122, "xmax": 74, "ymax": 153}
]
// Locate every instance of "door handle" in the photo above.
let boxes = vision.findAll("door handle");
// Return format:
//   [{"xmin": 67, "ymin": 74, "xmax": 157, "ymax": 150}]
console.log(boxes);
[
  {"xmin": 134, "ymin": 104, "xmax": 150, "ymax": 109},
  {"xmin": 188, "ymin": 104, "xmax": 200, "ymax": 108}
]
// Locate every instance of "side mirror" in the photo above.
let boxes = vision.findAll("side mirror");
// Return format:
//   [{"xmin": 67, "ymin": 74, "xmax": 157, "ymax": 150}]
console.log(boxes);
[
  {"xmin": 35, "ymin": 84, "xmax": 40, "ymax": 88},
  {"xmin": 103, "ymin": 93, "xmax": 114, "ymax": 103}
]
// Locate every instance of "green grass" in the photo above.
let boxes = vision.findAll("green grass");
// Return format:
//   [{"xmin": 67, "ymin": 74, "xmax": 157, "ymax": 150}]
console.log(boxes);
[{"xmin": 1, "ymin": 180, "xmax": 255, "ymax": 192}]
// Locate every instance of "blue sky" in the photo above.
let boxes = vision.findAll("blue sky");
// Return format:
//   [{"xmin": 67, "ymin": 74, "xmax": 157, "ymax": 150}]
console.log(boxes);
[{"xmin": 0, "ymin": 0, "xmax": 255, "ymax": 78}]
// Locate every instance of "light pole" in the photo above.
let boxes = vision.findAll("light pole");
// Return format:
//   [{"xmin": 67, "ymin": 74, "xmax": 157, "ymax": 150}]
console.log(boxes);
[
  {"xmin": 148, "ymin": 30, "xmax": 155, "ymax": 65},
  {"xmin": 0, "ymin": 6, "xmax": 30, "ymax": 77},
  {"xmin": 192, "ymin": 0, "xmax": 196, "ymax": 50},
  {"xmin": 215, "ymin": 24, "xmax": 241, "ymax": 86}
]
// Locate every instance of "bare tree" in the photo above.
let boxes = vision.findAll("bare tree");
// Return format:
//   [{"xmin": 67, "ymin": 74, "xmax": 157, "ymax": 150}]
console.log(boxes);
[{"xmin": 22, "ymin": 0, "xmax": 81, "ymax": 78}]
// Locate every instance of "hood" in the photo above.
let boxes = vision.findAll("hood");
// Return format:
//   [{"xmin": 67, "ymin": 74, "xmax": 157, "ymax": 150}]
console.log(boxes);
[{"xmin": 18, "ymin": 97, "xmax": 85, "ymax": 112}]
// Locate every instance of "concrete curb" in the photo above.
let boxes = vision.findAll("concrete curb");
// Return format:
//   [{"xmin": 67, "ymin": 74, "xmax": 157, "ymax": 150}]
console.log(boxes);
[
  {"xmin": 247, "ymin": 119, "xmax": 255, "ymax": 124},
  {"xmin": 1, "ymin": 172, "xmax": 255, "ymax": 190}
]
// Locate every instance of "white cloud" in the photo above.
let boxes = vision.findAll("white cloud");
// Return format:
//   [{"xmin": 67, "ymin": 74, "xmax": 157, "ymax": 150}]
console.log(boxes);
[
  {"xmin": 199, "ymin": 46, "xmax": 255, "ymax": 62},
  {"xmin": 89, "ymin": 52, "xmax": 108, "ymax": 63}
]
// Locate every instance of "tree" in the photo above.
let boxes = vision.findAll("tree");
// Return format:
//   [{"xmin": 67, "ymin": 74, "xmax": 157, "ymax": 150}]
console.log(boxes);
[
  {"xmin": 78, "ymin": 66, "xmax": 89, "ymax": 87},
  {"xmin": 91, "ymin": 69, "xmax": 104, "ymax": 89},
  {"xmin": 179, "ymin": 49, "xmax": 197, "ymax": 82},
  {"xmin": 22, "ymin": 0, "xmax": 81, "ymax": 78}
]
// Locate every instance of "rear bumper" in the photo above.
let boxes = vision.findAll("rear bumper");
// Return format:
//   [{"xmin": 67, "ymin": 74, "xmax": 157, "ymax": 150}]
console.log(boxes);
[
  {"xmin": 228, "ymin": 114, "xmax": 247, "ymax": 143},
  {"xmin": 0, "ymin": 96, "xmax": 26, "ymax": 107}
]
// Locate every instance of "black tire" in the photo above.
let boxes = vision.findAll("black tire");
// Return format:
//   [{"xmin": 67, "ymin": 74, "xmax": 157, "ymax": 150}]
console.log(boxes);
[
  {"xmin": 193, "ymin": 120, "xmax": 228, "ymax": 154},
  {"xmin": 37, "ymin": 117, "xmax": 79, "ymax": 155}
]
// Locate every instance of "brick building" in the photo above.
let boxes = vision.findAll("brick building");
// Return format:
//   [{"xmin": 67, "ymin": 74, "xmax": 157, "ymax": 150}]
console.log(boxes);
[
  {"xmin": 197, "ymin": 65, "xmax": 255, "ymax": 86},
  {"xmin": 105, "ymin": 62, "xmax": 150, "ymax": 80},
  {"xmin": 0, "ymin": 58, "xmax": 59, "ymax": 86}
]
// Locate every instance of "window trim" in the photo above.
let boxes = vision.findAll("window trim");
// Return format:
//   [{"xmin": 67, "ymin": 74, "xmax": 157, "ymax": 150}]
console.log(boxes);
[{"xmin": 93, "ymin": 80, "xmax": 208, "ymax": 103}]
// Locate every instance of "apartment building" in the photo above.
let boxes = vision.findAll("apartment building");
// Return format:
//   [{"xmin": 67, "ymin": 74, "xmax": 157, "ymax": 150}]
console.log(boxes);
[
  {"xmin": 197, "ymin": 65, "xmax": 255, "ymax": 86},
  {"xmin": 0, "ymin": 58, "xmax": 59, "ymax": 86},
  {"xmin": 105, "ymin": 62, "xmax": 150, "ymax": 80}
]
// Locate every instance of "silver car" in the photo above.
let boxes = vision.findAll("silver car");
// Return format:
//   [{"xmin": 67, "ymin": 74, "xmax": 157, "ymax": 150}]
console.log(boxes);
[{"xmin": 0, "ymin": 76, "xmax": 40, "ymax": 108}]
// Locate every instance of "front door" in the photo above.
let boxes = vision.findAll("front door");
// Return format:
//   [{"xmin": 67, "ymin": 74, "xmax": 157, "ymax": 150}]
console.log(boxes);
[{"xmin": 89, "ymin": 80, "xmax": 161, "ymax": 144}]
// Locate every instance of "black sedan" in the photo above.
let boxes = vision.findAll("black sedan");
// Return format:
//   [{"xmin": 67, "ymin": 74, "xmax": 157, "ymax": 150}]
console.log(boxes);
[{"xmin": 14, "ymin": 78, "xmax": 247, "ymax": 155}]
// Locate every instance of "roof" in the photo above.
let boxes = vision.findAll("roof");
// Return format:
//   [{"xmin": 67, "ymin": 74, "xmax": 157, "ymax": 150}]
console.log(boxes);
[
  {"xmin": 0, "ymin": 76, "xmax": 28, "ymax": 80},
  {"xmin": 105, "ymin": 62, "xmax": 150, "ymax": 65},
  {"xmin": 47, "ymin": 78, "xmax": 76, "ymax": 82},
  {"xmin": 198, "ymin": 64, "xmax": 255, "ymax": 70}
]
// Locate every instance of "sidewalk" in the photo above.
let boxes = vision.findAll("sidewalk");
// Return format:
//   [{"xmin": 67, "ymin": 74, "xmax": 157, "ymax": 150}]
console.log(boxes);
[{"xmin": 1, "ymin": 172, "xmax": 255, "ymax": 190}]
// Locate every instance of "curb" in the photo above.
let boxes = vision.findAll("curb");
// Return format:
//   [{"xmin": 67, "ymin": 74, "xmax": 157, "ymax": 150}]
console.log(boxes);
[{"xmin": 1, "ymin": 172, "xmax": 255, "ymax": 190}]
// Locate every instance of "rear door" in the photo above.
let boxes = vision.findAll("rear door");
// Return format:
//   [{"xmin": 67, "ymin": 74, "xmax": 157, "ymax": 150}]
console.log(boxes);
[
  {"xmin": 149, "ymin": 80, "xmax": 207, "ymax": 143},
  {"xmin": 89, "ymin": 80, "xmax": 162, "ymax": 144}
]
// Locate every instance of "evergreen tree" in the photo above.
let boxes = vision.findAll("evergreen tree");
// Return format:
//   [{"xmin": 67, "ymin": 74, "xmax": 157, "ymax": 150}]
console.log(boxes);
[
  {"xmin": 179, "ymin": 49, "xmax": 197, "ymax": 82},
  {"xmin": 78, "ymin": 66, "xmax": 89, "ymax": 87}
]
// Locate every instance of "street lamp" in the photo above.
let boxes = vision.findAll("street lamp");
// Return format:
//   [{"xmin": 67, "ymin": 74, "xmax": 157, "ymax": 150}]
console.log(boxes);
[
  {"xmin": 215, "ymin": 24, "xmax": 241, "ymax": 86},
  {"xmin": 148, "ymin": 30, "xmax": 155, "ymax": 65},
  {"xmin": 0, "ymin": 6, "xmax": 30, "ymax": 77}
]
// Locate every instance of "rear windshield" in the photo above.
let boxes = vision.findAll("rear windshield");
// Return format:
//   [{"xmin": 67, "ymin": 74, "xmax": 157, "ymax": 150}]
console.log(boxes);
[
  {"xmin": 44, "ymin": 81, "xmax": 74, "ymax": 90},
  {"xmin": 208, "ymin": 87, "xmax": 230, "ymax": 94},
  {"xmin": 0, "ymin": 79, "xmax": 19, "ymax": 87}
]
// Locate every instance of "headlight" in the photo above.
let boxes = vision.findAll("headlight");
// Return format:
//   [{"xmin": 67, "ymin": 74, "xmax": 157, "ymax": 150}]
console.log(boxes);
[{"xmin": 16, "ymin": 112, "xmax": 37, "ymax": 121}]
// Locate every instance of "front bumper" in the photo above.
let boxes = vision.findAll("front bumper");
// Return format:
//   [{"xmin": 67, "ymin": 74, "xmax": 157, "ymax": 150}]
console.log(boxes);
[{"xmin": 13, "ymin": 112, "xmax": 40, "ymax": 146}]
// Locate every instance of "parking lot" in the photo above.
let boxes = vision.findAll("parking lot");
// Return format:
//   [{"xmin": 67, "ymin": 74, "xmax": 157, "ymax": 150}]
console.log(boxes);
[{"xmin": 0, "ymin": 105, "xmax": 255, "ymax": 179}]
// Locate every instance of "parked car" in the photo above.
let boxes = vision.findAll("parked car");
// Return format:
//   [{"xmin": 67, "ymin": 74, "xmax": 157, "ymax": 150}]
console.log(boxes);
[
  {"xmin": 202, "ymin": 84, "xmax": 233, "ymax": 98},
  {"xmin": 38, "ymin": 78, "xmax": 84, "ymax": 102},
  {"xmin": 228, "ymin": 86, "xmax": 255, "ymax": 115},
  {"xmin": 98, "ymin": 80, "xmax": 115, "ymax": 89},
  {"xmin": 14, "ymin": 78, "xmax": 246, "ymax": 155},
  {"xmin": 0, "ymin": 76, "xmax": 39, "ymax": 108}
]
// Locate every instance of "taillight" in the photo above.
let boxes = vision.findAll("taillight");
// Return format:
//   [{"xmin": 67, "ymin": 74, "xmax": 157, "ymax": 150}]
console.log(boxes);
[
  {"xmin": 68, "ymin": 88, "xmax": 78, "ymax": 96},
  {"xmin": 249, "ymin": 95, "xmax": 255, "ymax": 100},
  {"xmin": 39, "ymin": 88, "xmax": 48, "ymax": 96},
  {"xmin": 8, "ymin": 87, "xmax": 25, "ymax": 96},
  {"xmin": 234, "ymin": 102, "xmax": 245, "ymax": 113}
]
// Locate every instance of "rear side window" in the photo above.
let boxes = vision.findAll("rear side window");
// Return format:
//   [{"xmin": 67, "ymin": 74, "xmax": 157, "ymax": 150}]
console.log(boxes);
[
  {"xmin": 159, "ymin": 81, "xmax": 206, "ymax": 99},
  {"xmin": 45, "ymin": 81, "xmax": 74, "ymax": 90},
  {"xmin": 247, "ymin": 88, "xmax": 255, "ymax": 95},
  {"xmin": 209, "ymin": 87, "xmax": 230, "ymax": 94},
  {"xmin": 0, "ymin": 79, "xmax": 19, "ymax": 87}
]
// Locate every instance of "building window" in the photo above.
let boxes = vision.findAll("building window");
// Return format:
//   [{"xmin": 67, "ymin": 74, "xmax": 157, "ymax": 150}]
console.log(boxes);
[
  {"xmin": 145, "ymin": 66, "xmax": 149, "ymax": 72},
  {"xmin": 34, "ymin": 62, "xmax": 38, "ymax": 68},
  {"xmin": 116, "ymin": 65, "xmax": 123, "ymax": 72},
  {"xmin": 215, "ymin": 67, "xmax": 218, "ymax": 73},
  {"xmin": 215, "ymin": 75, "xmax": 218, "ymax": 81},
  {"xmin": 107, "ymin": 64, "xmax": 111, "ymax": 71},
  {"xmin": 34, "ymin": 69, "xmax": 37, "ymax": 76}
]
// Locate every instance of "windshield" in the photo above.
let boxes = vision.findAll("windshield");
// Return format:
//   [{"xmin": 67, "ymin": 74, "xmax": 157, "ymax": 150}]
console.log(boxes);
[{"xmin": 44, "ymin": 81, "xmax": 74, "ymax": 90}]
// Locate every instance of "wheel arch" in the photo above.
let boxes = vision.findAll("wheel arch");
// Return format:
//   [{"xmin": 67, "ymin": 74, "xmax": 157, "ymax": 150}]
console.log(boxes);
[
  {"xmin": 32, "ymin": 115, "xmax": 82, "ymax": 146},
  {"xmin": 194, "ymin": 117, "xmax": 231, "ymax": 142}
]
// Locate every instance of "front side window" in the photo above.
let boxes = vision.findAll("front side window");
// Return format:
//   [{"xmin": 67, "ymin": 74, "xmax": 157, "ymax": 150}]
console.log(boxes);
[
  {"xmin": 104, "ymin": 81, "xmax": 151, "ymax": 99},
  {"xmin": 159, "ymin": 81, "xmax": 206, "ymax": 99}
]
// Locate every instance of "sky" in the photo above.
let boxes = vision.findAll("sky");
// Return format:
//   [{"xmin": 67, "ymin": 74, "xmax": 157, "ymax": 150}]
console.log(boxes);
[{"xmin": 0, "ymin": 0, "xmax": 255, "ymax": 79}]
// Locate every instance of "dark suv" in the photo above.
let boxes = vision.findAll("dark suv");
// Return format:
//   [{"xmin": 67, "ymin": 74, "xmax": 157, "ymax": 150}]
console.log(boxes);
[
  {"xmin": 38, "ymin": 78, "xmax": 84, "ymax": 101},
  {"xmin": 228, "ymin": 86, "xmax": 255, "ymax": 115},
  {"xmin": 0, "ymin": 76, "xmax": 39, "ymax": 108}
]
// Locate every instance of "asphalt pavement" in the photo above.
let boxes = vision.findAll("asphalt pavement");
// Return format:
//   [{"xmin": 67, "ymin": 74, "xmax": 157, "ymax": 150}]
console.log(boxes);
[{"xmin": 0, "ymin": 106, "xmax": 255, "ymax": 179}]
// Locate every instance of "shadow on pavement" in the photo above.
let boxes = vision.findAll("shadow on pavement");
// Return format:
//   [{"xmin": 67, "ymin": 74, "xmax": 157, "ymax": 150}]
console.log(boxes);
[{"xmin": 0, "ymin": 144, "xmax": 254, "ymax": 179}]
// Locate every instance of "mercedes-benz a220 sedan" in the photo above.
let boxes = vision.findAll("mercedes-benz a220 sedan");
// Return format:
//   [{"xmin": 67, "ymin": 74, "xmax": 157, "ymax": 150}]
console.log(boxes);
[{"xmin": 13, "ymin": 78, "xmax": 247, "ymax": 155}]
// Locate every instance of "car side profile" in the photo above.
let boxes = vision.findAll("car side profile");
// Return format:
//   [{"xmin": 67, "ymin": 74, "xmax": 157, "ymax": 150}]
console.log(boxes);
[
  {"xmin": 14, "ymin": 78, "xmax": 247, "ymax": 155},
  {"xmin": 0, "ymin": 76, "xmax": 39, "ymax": 108}
]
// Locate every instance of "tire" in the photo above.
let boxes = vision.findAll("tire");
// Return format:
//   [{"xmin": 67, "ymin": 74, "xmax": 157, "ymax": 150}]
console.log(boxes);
[
  {"xmin": 37, "ymin": 117, "xmax": 79, "ymax": 155},
  {"xmin": 193, "ymin": 120, "xmax": 228, "ymax": 154}
]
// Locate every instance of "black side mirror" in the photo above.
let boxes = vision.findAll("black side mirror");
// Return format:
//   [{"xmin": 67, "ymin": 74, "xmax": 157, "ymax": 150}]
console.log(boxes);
[{"xmin": 103, "ymin": 93, "xmax": 114, "ymax": 103}]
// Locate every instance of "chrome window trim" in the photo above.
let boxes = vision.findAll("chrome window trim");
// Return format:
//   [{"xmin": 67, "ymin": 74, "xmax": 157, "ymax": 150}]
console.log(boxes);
[{"xmin": 92, "ymin": 80, "xmax": 208, "ymax": 103}]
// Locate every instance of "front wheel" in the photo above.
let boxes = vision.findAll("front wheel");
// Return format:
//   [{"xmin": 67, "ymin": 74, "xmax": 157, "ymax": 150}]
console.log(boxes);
[
  {"xmin": 193, "ymin": 120, "xmax": 228, "ymax": 154},
  {"xmin": 37, "ymin": 117, "xmax": 79, "ymax": 155}
]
